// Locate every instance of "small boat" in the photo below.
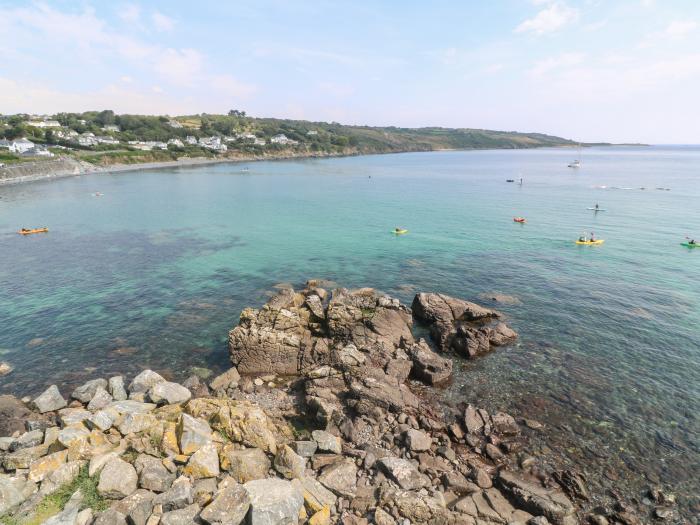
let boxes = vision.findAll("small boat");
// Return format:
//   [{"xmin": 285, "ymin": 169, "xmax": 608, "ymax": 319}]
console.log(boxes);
[
  {"xmin": 92, "ymin": 192, "xmax": 103, "ymax": 197},
  {"xmin": 587, "ymin": 207, "xmax": 606, "ymax": 211},
  {"xmin": 506, "ymin": 179, "xmax": 515, "ymax": 183},
  {"xmin": 513, "ymin": 217, "xmax": 526, "ymax": 223},
  {"xmin": 393, "ymin": 229, "xmax": 408, "ymax": 235},
  {"xmin": 576, "ymin": 239, "xmax": 604, "ymax": 245},
  {"xmin": 568, "ymin": 143, "xmax": 582, "ymax": 168},
  {"xmin": 681, "ymin": 242, "xmax": 698, "ymax": 248},
  {"xmin": 19, "ymin": 228, "xmax": 49, "ymax": 235}
]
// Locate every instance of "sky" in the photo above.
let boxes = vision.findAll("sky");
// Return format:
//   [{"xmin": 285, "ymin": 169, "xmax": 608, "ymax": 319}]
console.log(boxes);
[{"xmin": 1, "ymin": 0, "xmax": 699, "ymax": 143}]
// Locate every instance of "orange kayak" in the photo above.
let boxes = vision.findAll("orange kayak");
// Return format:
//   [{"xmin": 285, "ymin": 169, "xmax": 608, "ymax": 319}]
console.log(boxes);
[
  {"xmin": 513, "ymin": 217, "xmax": 526, "ymax": 223},
  {"xmin": 19, "ymin": 228, "xmax": 49, "ymax": 235}
]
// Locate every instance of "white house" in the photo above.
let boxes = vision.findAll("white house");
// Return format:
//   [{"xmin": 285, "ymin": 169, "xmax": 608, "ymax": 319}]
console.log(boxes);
[
  {"xmin": 270, "ymin": 134, "xmax": 298, "ymax": 145},
  {"xmin": 307, "ymin": 130, "xmax": 318, "ymax": 136},
  {"xmin": 96, "ymin": 136, "xmax": 120, "ymax": 145},
  {"xmin": 199, "ymin": 136, "xmax": 227, "ymax": 151},
  {"xmin": 254, "ymin": 138, "xmax": 266, "ymax": 146},
  {"xmin": 185, "ymin": 136, "xmax": 198, "ymax": 145},
  {"xmin": 23, "ymin": 146, "xmax": 55, "ymax": 157},
  {"xmin": 77, "ymin": 133, "xmax": 98, "ymax": 147},
  {"xmin": 0, "ymin": 139, "xmax": 10, "ymax": 149},
  {"xmin": 9, "ymin": 138, "xmax": 35, "ymax": 153},
  {"xmin": 168, "ymin": 138, "xmax": 184, "ymax": 148},
  {"xmin": 168, "ymin": 120, "xmax": 183, "ymax": 129},
  {"xmin": 27, "ymin": 120, "xmax": 61, "ymax": 128},
  {"xmin": 102, "ymin": 125, "xmax": 120, "ymax": 132}
]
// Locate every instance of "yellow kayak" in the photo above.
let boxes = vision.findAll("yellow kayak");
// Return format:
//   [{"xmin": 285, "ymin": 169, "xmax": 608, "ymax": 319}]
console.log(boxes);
[
  {"xmin": 19, "ymin": 228, "xmax": 49, "ymax": 235},
  {"xmin": 575, "ymin": 239, "xmax": 604, "ymax": 245},
  {"xmin": 393, "ymin": 229, "xmax": 408, "ymax": 235}
]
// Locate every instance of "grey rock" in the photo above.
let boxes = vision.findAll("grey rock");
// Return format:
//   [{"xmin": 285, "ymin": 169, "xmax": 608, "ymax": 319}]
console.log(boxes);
[
  {"xmin": 200, "ymin": 484, "xmax": 250, "ymax": 525},
  {"xmin": 135, "ymin": 454, "xmax": 175, "ymax": 493},
  {"xmin": 290, "ymin": 441, "xmax": 317, "ymax": 458},
  {"xmin": 128, "ymin": 370, "xmax": 166, "ymax": 395},
  {"xmin": 58, "ymin": 424, "xmax": 90, "ymax": 448},
  {"xmin": 273, "ymin": 445, "xmax": 306, "ymax": 480},
  {"xmin": 98, "ymin": 458, "xmax": 138, "ymax": 499},
  {"xmin": 0, "ymin": 437, "xmax": 15, "ymax": 451},
  {"xmin": 115, "ymin": 413, "xmax": 156, "ymax": 435},
  {"xmin": 42, "ymin": 490, "xmax": 84, "ymax": 525},
  {"xmin": 209, "ymin": 369, "xmax": 241, "ymax": 391},
  {"xmin": 154, "ymin": 476, "xmax": 193, "ymax": 512},
  {"xmin": 148, "ymin": 382, "xmax": 191, "ymax": 405},
  {"xmin": 108, "ymin": 376, "xmax": 128, "ymax": 401},
  {"xmin": 72, "ymin": 379, "xmax": 108, "ymax": 403},
  {"xmin": 291, "ymin": 477, "xmax": 337, "ymax": 513},
  {"xmin": 0, "ymin": 474, "xmax": 37, "ymax": 514},
  {"xmin": 220, "ymin": 447, "xmax": 270, "ymax": 484},
  {"xmin": 317, "ymin": 459, "xmax": 357, "ymax": 498},
  {"xmin": 33, "ymin": 385, "xmax": 67, "ymax": 413},
  {"xmin": 39, "ymin": 461, "xmax": 83, "ymax": 496},
  {"xmin": 377, "ymin": 457, "xmax": 430, "ymax": 490},
  {"xmin": 88, "ymin": 409, "xmax": 118, "ymax": 432},
  {"xmin": 87, "ymin": 387, "xmax": 113, "ymax": 411},
  {"xmin": 403, "ymin": 429, "xmax": 431, "ymax": 452},
  {"xmin": 243, "ymin": 478, "xmax": 304, "ymax": 525},
  {"xmin": 10, "ymin": 429, "xmax": 44, "ymax": 451},
  {"xmin": 312, "ymin": 430, "xmax": 342, "ymax": 454},
  {"xmin": 464, "ymin": 405, "xmax": 484, "ymax": 435},
  {"xmin": 93, "ymin": 509, "xmax": 127, "ymax": 525},
  {"xmin": 160, "ymin": 504, "xmax": 201, "ymax": 525},
  {"xmin": 2, "ymin": 444, "xmax": 50, "ymax": 470},
  {"xmin": 183, "ymin": 443, "xmax": 220, "ymax": 479},
  {"xmin": 108, "ymin": 400, "xmax": 156, "ymax": 415},
  {"xmin": 111, "ymin": 489, "xmax": 156, "ymax": 525}
]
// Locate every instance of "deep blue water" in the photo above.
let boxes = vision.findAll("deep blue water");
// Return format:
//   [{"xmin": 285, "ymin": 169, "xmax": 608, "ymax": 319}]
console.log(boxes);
[{"xmin": 0, "ymin": 146, "xmax": 698, "ymax": 507}]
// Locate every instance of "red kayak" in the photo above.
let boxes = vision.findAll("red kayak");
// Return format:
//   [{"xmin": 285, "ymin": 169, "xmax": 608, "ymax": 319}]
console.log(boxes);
[{"xmin": 513, "ymin": 217, "xmax": 526, "ymax": 223}]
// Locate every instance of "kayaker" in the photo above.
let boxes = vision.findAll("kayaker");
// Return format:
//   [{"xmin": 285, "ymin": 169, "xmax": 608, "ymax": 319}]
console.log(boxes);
[
  {"xmin": 690, "ymin": 239, "xmax": 697, "ymax": 245},
  {"xmin": 579, "ymin": 234, "xmax": 587, "ymax": 242},
  {"xmin": 595, "ymin": 203, "xmax": 599, "ymax": 210},
  {"xmin": 590, "ymin": 232, "xmax": 596, "ymax": 241}
]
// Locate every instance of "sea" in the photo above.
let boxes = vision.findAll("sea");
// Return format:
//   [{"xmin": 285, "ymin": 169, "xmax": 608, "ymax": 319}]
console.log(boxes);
[{"xmin": 1, "ymin": 146, "xmax": 698, "ymax": 514}]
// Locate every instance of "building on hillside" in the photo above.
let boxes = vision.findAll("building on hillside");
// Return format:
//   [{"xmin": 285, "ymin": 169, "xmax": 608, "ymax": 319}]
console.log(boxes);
[
  {"xmin": 185, "ymin": 136, "xmax": 198, "ymax": 145},
  {"xmin": 56, "ymin": 129, "xmax": 79, "ymax": 140},
  {"xmin": 254, "ymin": 138, "xmax": 266, "ymax": 146},
  {"xmin": 0, "ymin": 139, "xmax": 10, "ymax": 149},
  {"xmin": 22, "ymin": 146, "xmax": 55, "ymax": 157},
  {"xmin": 102, "ymin": 125, "xmax": 120, "ymax": 132},
  {"xmin": 9, "ymin": 138, "xmax": 35, "ymax": 153},
  {"xmin": 26, "ymin": 120, "xmax": 61, "ymax": 128},
  {"xmin": 96, "ymin": 136, "xmax": 120, "ymax": 145},
  {"xmin": 168, "ymin": 138, "xmax": 184, "ymax": 148},
  {"xmin": 77, "ymin": 133, "xmax": 98, "ymax": 147},
  {"xmin": 307, "ymin": 130, "xmax": 318, "ymax": 135},
  {"xmin": 199, "ymin": 136, "xmax": 227, "ymax": 151},
  {"xmin": 270, "ymin": 134, "xmax": 298, "ymax": 145},
  {"xmin": 239, "ymin": 133, "xmax": 256, "ymax": 140},
  {"xmin": 168, "ymin": 120, "xmax": 183, "ymax": 129}
]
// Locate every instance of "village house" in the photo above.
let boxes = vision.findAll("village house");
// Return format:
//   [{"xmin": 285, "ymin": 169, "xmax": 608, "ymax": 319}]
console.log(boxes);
[
  {"xmin": 270, "ymin": 133, "xmax": 298, "ymax": 145},
  {"xmin": 185, "ymin": 136, "xmax": 198, "ymax": 145},
  {"xmin": 254, "ymin": 138, "xmax": 267, "ymax": 146},
  {"xmin": 9, "ymin": 138, "xmax": 35, "ymax": 153},
  {"xmin": 22, "ymin": 145, "xmax": 55, "ymax": 158},
  {"xmin": 101, "ymin": 125, "xmax": 120, "ymax": 132},
  {"xmin": 168, "ymin": 120, "xmax": 183, "ymax": 128},
  {"xmin": 167, "ymin": 138, "xmax": 184, "ymax": 148},
  {"xmin": 56, "ymin": 129, "xmax": 79, "ymax": 140},
  {"xmin": 96, "ymin": 136, "xmax": 120, "ymax": 145},
  {"xmin": 307, "ymin": 130, "xmax": 318, "ymax": 135},
  {"xmin": 26, "ymin": 120, "xmax": 61, "ymax": 128},
  {"xmin": 77, "ymin": 133, "xmax": 98, "ymax": 147}
]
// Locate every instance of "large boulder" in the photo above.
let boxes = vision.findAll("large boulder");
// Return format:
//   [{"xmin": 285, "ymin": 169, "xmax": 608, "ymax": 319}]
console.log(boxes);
[
  {"xmin": 0, "ymin": 395, "xmax": 35, "ymax": 435},
  {"xmin": 406, "ymin": 339, "xmax": 452, "ymax": 385},
  {"xmin": 0, "ymin": 474, "xmax": 37, "ymax": 514},
  {"xmin": 243, "ymin": 478, "xmax": 304, "ymax": 525},
  {"xmin": 377, "ymin": 457, "xmax": 430, "ymax": 490},
  {"xmin": 498, "ymin": 471, "xmax": 576, "ymax": 525},
  {"xmin": 97, "ymin": 458, "xmax": 138, "ymax": 499},
  {"xmin": 219, "ymin": 446, "xmax": 270, "ymax": 483},
  {"xmin": 71, "ymin": 379, "xmax": 108, "ymax": 403},
  {"xmin": 411, "ymin": 293, "xmax": 515, "ymax": 358},
  {"xmin": 199, "ymin": 484, "xmax": 250, "ymax": 525},
  {"xmin": 317, "ymin": 459, "xmax": 357, "ymax": 498},
  {"xmin": 32, "ymin": 385, "xmax": 67, "ymax": 413},
  {"xmin": 149, "ymin": 382, "xmax": 192, "ymax": 405},
  {"xmin": 128, "ymin": 370, "xmax": 166, "ymax": 395}
]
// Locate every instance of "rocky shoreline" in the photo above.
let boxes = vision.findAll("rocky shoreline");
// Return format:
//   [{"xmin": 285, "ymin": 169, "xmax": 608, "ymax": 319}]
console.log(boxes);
[{"xmin": 0, "ymin": 284, "xmax": 681, "ymax": 525}]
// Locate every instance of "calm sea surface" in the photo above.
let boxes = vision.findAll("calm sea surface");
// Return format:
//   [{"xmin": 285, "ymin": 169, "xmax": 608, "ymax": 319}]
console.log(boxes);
[{"xmin": 1, "ymin": 147, "xmax": 698, "ymax": 509}]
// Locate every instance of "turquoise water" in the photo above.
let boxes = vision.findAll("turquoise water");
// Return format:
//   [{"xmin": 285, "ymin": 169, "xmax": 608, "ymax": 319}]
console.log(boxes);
[{"xmin": 1, "ymin": 147, "xmax": 699, "ymax": 509}]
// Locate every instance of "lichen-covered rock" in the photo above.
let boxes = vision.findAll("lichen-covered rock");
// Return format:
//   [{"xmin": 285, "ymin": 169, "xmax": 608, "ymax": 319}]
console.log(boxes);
[
  {"xmin": 28, "ymin": 449, "xmax": 68, "ymax": 482},
  {"xmin": 199, "ymin": 484, "xmax": 250, "ymax": 525},
  {"xmin": 87, "ymin": 387, "xmax": 113, "ymax": 411},
  {"xmin": 291, "ymin": 476, "xmax": 337, "ymax": 514},
  {"xmin": 115, "ymin": 413, "xmax": 156, "ymax": 435},
  {"xmin": 273, "ymin": 445, "xmax": 306, "ymax": 479},
  {"xmin": 160, "ymin": 503, "xmax": 201, "ymax": 525},
  {"xmin": 311, "ymin": 430, "xmax": 342, "ymax": 454},
  {"xmin": 1, "ymin": 444, "xmax": 49, "ymax": 470},
  {"xmin": 209, "ymin": 369, "xmax": 241, "ymax": 391},
  {"xmin": 185, "ymin": 398, "xmax": 279, "ymax": 454},
  {"xmin": 111, "ymin": 489, "xmax": 155, "ymax": 525},
  {"xmin": 243, "ymin": 478, "xmax": 304, "ymax": 525},
  {"xmin": 176, "ymin": 414, "xmax": 212, "ymax": 455},
  {"xmin": 98, "ymin": 458, "xmax": 138, "ymax": 499},
  {"xmin": 39, "ymin": 460, "xmax": 83, "ymax": 496},
  {"xmin": 154, "ymin": 476, "xmax": 193, "ymax": 512},
  {"xmin": 219, "ymin": 446, "xmax": 270, "ymax": 483},
  {"xmin": 108, "ymin": 376, "xmax": 128, "ymax": 401},
  {"xmin": 183, "ymin": 443, "xmax": 220, "ymax": 479},
  {"xmin": 33, "ymin": 385, "xmax": 67, "ymax": 413}
]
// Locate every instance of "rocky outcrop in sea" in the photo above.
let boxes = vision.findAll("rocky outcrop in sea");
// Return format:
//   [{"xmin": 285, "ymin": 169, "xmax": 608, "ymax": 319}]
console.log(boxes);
[{"xmin": 0, "ymin": 283, "xmax": 679, "ymax": 525}]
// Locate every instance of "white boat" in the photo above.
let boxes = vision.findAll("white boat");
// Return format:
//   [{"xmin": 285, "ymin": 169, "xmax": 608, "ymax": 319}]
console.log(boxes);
[{"xmin": 568, "ymin": 143, "xmax": 582, "ymax": 168}]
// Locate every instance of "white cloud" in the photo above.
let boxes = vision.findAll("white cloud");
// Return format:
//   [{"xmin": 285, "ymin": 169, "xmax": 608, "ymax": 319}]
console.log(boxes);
[
  {"xmin": 119, "ymin": 4, "xmax": 141, "ymax": 24},
  {"xmin": 210, "ymin": 75, "xmax": 257, "ymax": 97},
  {"xmin": 152, "ymin": 11, "xmax": 176, "ymax": 32},
  {"xmin": 531, "ymin": 52, "xmax": 586, "ymax": 77},
  {"xmin": 515, "ymin": 2, "xmax": 579, "ymax": 35},
  {"xmin": 664, "ymin": 20, "xmax": 698, "ymax": 38}
]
